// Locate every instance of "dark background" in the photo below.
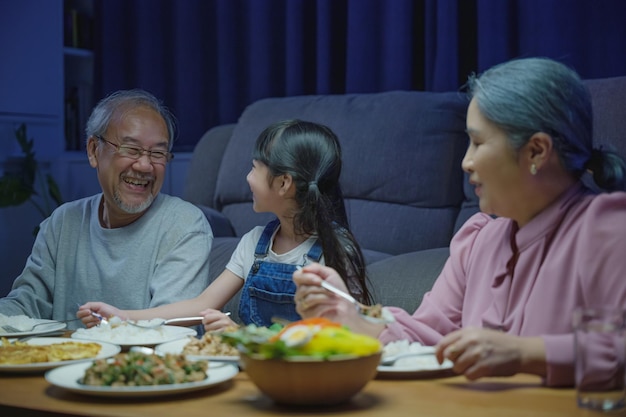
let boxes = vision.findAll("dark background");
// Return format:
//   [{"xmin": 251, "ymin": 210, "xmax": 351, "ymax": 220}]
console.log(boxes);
[{"xmin": 93, "ymin": 0, "xmax": 626, "ymax": 152}]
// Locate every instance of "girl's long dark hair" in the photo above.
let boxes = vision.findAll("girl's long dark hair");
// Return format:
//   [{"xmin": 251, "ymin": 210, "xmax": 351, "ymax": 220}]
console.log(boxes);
[{"xmin": 252, "ymin": 119, "xmax": 373, "ymax": 304}]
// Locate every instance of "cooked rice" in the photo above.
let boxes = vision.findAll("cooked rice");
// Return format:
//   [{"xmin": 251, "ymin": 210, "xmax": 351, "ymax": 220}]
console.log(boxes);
[
  {"xmin": 72, "ymin": 317, "xmax": 189, "ymax": 344},
  {"xmin": 382, "ymin": 340, "xmax": 444, "ymax": 369},
  {"xmin": 0, "ymin": 313, "xmax": 40, "ymax": 334}
]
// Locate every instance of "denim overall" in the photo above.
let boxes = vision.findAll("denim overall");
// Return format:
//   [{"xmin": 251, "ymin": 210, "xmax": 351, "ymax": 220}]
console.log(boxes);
[{"xmin": 238, "ymin": 219, "xmax": 323, "ymax": 327}]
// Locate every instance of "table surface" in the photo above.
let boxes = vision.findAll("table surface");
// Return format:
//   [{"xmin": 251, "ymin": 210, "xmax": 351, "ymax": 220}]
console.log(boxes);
[{"xmin": 0, "ymin": 357, "xmax": 594, "ymax": 417}]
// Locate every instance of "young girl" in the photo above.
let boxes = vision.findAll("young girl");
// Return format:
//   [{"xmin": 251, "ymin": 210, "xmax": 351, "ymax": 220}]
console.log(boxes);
[{"xmin": 78, "ymin": 119, "xmax": 372, "ymax": 330}]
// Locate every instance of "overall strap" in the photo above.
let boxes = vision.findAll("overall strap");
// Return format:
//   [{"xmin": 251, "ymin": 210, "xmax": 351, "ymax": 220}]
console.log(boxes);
[
  {"xmin": 304, "ymin": 238, "xmax": 323, "ymax": 262},
  {"xmin": 254, "ymin": 218, "xmax": 281, "ymax": 257}
]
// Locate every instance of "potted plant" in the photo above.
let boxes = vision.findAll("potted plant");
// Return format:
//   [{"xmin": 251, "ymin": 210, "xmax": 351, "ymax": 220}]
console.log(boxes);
[{"xmin": 0, "ymin": 123, "xmax": 63, "ymax": 234}]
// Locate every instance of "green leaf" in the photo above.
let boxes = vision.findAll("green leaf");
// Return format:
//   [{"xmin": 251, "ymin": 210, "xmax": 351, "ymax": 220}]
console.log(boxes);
[
  {"xmin": 0, "ymin": 123, "xmax": 63, "ymax": 229},
  {"xmin": 46, "ymin": 174, "xmax": 63, "ymax": 207},
  {"xmin": 0, "ymin": 176, "xmax": 31, "ymax": 206},
  {"xmin": 15, "ymin": 124, "xmax": 34, "ymax": 154},
  {"xmin": 220, "ymin": 324, "xmax": 296, "ymax": 359},
  {"xmin": 4, "ymin": 125, "xmax": 37, "ymax": 190}
]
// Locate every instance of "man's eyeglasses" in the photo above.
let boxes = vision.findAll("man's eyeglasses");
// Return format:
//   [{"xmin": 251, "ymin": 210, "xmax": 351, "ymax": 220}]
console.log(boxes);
[{"xmin": 96, "ymin": 136, "xmax": 174, "ymax": 164}]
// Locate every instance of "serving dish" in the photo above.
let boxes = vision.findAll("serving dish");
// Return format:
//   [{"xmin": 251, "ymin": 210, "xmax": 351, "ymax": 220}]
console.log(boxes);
[
  {"xmin": 155, "ymin": 337, "xmax": 239, "ymax": 363},
  {"xmin": 0, "ymin": 337, "xmax": 120, "ymax": 373},
  {"xmin": 72, "ymin": 324, "xmax": 196, "ymax": 348},
  {"xmin": 220, "ymin": 318, "xmax": 383, "ymax": 404},
  {"xmin": 241, "ymin": 351, "xmax": 382, "ymax": 405},
  {"xmin": 45, "ymin": 360, "xmax": 238, "ymax": 397}
]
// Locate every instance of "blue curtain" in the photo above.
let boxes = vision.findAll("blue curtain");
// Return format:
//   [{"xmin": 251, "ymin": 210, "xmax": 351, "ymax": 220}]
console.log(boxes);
[{"xmin": 94, "ymin": 0, "xmax": 626, "ymax": 151}]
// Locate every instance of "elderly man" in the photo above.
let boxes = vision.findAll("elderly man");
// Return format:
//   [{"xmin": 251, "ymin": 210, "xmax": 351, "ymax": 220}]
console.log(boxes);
[{"xmin": 0, "ymin": 89, "xmax": 213, "ymax": 329}]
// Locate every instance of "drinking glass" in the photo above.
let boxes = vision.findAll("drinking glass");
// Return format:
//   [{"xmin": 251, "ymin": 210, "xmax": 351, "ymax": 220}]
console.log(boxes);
[{"xmin": 573, "ymin": 307, "xmax": 626, "ymax": 411}]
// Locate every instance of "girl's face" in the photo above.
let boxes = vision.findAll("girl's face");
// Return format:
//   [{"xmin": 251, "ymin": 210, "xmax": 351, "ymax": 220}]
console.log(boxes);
[
  {"xmin": 247, "ymin": 160, "xmax": 280, "ymax": 213},
  {"xmin": 462, "ymin": 98, "xmax": 525, "ymax": 219}
]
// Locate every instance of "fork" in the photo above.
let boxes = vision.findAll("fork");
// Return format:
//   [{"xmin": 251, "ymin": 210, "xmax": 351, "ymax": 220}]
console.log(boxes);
[
  {"xmin": 295, "ymin": 265, "xmax": 380, "ymax": 317},
  {"xmin": 76, "ymin": 303, "xmax": 109, "ymax": 326},
  {"xmin": 1, "ymin": 317, "xmax": 82, "ymax": 333},
  {"xmin": 318, "ymin": 280, "xmax": 383, "ymax": 317}
]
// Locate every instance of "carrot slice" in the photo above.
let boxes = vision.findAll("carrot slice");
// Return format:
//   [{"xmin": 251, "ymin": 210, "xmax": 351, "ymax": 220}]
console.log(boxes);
[{"xmin": 270, "ymin": 317, "xmax": 341, "ymax": 341}]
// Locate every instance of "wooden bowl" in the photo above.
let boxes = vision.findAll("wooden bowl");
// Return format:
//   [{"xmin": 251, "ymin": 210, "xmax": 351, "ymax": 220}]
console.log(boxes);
[{"xmin": 240, "ymin": 351, "xmax": 382, "ymax": 405}]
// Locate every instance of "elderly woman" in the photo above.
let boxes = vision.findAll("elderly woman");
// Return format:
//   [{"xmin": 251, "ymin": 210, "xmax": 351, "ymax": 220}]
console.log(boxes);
[{"xmin": 293, "ymin": 57, "xmax": 626, "ymax": 387}]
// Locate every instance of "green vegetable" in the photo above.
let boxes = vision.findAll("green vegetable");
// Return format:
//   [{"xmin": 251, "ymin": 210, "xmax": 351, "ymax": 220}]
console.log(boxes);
[{"xmin": 221, "ymin": 319, "xmax": 381, "ymax": 359}]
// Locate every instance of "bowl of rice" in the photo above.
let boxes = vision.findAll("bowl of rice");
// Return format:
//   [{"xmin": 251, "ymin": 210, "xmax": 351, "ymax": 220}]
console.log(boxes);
[{"xmin": 72, "ymin": 317, "xmax": 196, "ymax": 349}]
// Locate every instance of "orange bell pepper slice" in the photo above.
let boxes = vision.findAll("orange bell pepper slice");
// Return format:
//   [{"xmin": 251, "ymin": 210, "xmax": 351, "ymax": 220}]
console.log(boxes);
[{"xmin": 270, "ymin": 317, "xmax": 341, "ymax": 342}]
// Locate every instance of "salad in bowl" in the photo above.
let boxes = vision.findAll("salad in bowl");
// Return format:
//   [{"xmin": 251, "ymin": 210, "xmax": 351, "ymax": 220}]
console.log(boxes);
[{"xmin": 221, "ymin": 318, "xmax": 382, "ymax": 405}]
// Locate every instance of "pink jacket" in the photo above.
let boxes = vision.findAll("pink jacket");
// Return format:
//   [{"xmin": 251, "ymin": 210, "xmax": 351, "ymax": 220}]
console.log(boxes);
[{"xmin": 381, "ymin": 184, "xmax": 626, "ymax": 386}]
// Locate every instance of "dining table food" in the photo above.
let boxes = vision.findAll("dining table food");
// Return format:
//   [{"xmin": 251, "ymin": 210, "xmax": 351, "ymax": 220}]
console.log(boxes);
[
  {"xmin": 80, "ymin": 351, "xmax": 208, "ymax": 387},
  {"xmin": 377, "ymin": 339, "xmax": 455, "ymax": 378},
  {"xmin": 45, "ymin": 360, "xmax": 239, "ymax": 398},
  {"xmin": 221, "ymin": 318, "xmax": 382, "ymax": 405},
  {"xmin": 0, "ymin": 313, "xmax": 41, "ymax": 334},
  {"xmin": 0, "ymin": 338, "xmax": 101, "ymax": 365},
  {"xmin": 72, "ymin": 316, "xmax": 196, "ymax": 347},
  {"xmin": 362, "ymin": 303, "xmax": 383, "ymax": 318},
  {"xmin": 181, "ymin": 329, "xmax": 240, "ymax": 357},
  {"xmin": 0, "ymin": 314, "xmax": 68, "ymax": 337},
  {"xmin": 221, "ymin": 317, "xmax": 382, "ymax": 359}
]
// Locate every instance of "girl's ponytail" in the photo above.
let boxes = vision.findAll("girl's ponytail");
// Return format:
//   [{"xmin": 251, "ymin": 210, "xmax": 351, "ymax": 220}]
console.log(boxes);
[{"xmin": 254, "ymin": 119, "xmax": 373, "ymax": 304}]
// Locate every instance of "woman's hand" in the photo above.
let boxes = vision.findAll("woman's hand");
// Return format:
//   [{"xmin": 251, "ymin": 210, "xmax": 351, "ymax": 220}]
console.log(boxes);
[
  {"xmin": 77, "ymin": 302, "xmax": 123, "ymax": 328},
  {"xmin": 292, "ymin": 263, "xmax": 384, "ymax": 337},
  {"xmin": 435, "ymin": 327, "xmax": 546, "ymax": 380},
  {"xmin": 293, "ymin": 263, "xmax": 355, "ymax": 319},
  {"xmin": 200, "ymin": 308, "xmax": 237, "ymax": 332}
]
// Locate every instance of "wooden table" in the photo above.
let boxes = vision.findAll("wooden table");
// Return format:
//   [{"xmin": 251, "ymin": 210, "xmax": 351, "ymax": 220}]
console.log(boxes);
[{"xmin": 0, "ymin": 365, "xmax": 594, "ymax": 417}]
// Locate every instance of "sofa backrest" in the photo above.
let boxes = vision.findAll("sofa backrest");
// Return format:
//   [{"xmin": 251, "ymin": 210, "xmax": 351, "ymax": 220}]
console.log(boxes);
[
  {"xmin": 184, "ymin": 76, "xmax": 626, "ymax": 258},
  {"xmin": 210, "ymin": 90, "xmax": 470, "ymax": 257},
  {"xmin": 586, "ymin": 76, "xmax": 626, "ymax": 165}
]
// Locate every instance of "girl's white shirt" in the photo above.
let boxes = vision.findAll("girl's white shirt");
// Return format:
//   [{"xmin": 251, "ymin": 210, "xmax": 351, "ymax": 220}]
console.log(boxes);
[{"xmin": 226, "ymin": 225, "xmax": 321, "ymax": 281}]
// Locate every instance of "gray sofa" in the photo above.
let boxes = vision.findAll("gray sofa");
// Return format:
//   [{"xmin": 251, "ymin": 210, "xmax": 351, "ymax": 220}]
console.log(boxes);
[{"xmin": 183, "ymin": 76, "xmax": 626, "ymax": 323}]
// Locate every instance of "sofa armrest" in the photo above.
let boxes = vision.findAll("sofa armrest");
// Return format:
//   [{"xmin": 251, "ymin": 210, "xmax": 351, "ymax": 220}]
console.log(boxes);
[
  {"xmin": 184, "ymin": 123, "xmax": 236, "ymax": 208},
  {"xmin": 207, "ymin": 237, "xmax": 242, "ymax": 323},
  {"xmin": 195, "ymin": 204, "xmax": 236, "ymax": 237}
]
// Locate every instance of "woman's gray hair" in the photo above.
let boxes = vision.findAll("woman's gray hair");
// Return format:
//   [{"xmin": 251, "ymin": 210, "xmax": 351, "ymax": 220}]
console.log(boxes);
[
  {"xmin": 467, "ymin": 57, "xmax": 625, "ymax": 191},
  {"xmin": 85, "ymin": 89, "xmax": 177, "ymax": 151}
]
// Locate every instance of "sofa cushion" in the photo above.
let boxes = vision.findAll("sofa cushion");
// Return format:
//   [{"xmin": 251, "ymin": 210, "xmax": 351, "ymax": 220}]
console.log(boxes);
[
  {"xmin": 366, "ymin": 247, "xmax": 449, "ymax": 313},
  {"xmin": 213, "ymin": 90, "xmax": 469, "ymax": 255}
]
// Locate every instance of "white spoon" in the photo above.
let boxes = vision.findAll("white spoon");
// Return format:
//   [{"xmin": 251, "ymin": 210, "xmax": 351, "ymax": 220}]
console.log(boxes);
[
  {"xmin": 126, "ymin": 316, "xmax": 204, "ymax": 329},
  {"xmin": 127, "ymin": 313, "xmax": 231, "ymax": 329}
]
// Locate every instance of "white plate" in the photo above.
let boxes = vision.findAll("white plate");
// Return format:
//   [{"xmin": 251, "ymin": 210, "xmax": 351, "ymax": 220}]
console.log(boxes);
[
  {"xmin": 0, "ymin": 319, "xmax": 67, "ymax": 338},
  {"xmin": 155, "ymin": 337, "xmax": 240, "ymax": 363},
  {"xmin": 377, "ymin": 341, "xmax": 454, "ymax": 379},
  {"xmin": 377, "ymin": 352, "xmax": 455, "ymax": 379},
  {"xmin": 0, "ymin": 337, "xmax": 121, "ymax": 373},
  {"xmin": 71, "ymin": 325, "xmax": 197, "ymax": 348},
  {"xmin": 45, "ymin": 360, "xmax": 239, "ymax": 397}
]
